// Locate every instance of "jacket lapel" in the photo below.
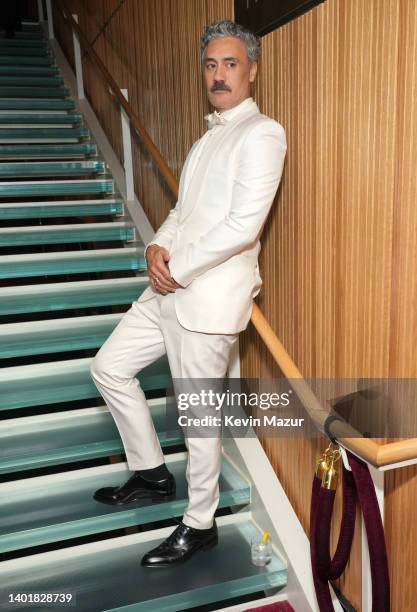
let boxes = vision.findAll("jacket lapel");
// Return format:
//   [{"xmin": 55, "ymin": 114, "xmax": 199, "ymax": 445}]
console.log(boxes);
[
  {"xmin": 176, "ymin": 139, "xmax": 200, "ymax": 203},
  {"xmin": 179, "ymin": 104, "xmax": 259, "ymax": 223}
]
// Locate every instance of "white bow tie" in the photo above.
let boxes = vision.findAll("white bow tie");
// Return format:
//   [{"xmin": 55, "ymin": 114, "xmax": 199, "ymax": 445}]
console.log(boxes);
[{"xmin": 205, "ymin": 110, "xmax": 226, "ymax": 130}]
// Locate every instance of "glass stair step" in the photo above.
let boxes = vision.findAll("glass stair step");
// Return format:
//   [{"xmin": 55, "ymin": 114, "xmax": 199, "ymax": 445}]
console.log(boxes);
[
  {"xmin": 3, "ymin": 22, "xmax": 42, "ymax": 29},
  {"xmin": 0, "ymin": 38, "xmax": 49, "ymax": 53},
  {"xmin": 0, "ymin": 515, "xmax": 287, "ymax": 612},
  {"xmin": 13, "ymin": 20, "xmax": 42, "ymax": 28},
  {"xmin": 0, "ymin": 160, "xmax": 106, "ymax": 177},
  {"xmin": 1, "ymin": 312, "xmax": 124, "ymax": 358},
  {"xmin": 0, "ymin": 99, "xmax": 74, "ymax": 110},
  {"xmin": 0, "ymin": 46, "xmax": 51, "ymax": 57},
  {"xmin": 0, "ymin": 400, "xmax": 181, "ymax": 475},
  {"xmin": 0, "ymin": 27, "xmax": 46, "ymax": 41},
  {"xmin": 0, "ymin": 35, "xmax": 43, "ymax": 43},
  {"xmin": 0, "ymin": 113, "xmax": 82, "ymax": 125},
  {"xmin": 0, "ymin": 28, "xmax": 44, "ymax": 40},
  {"xmin": 0, "ymin": 86, "xmax": 69, "ymax": 98},
  {"xmin": 0, "ymin": 178, "xmax": 113, "ymax": 198},
  {"xmin": 0, "ymin": 76, "xmax": 63, "ymax": 87},
  {"xmin": 0, "ymin": 197, "xmax": 122, "ymax": 220},
  {"xmin": 0, "ymin": 65, "xmax": 59, "ymax": 76},
  {"xmin": 0, "ymin": 247, "xmax": 146, "ymax": 279},
  {"xmin": 0, "ymin": 221, "xmax": 135, "ymax": 248},
  {"xmin": 0, "ymin": 355, "xmax": 169, "ymax": 411},
  {"xmin": 0, "ymin": 38, "xmax": 48, "ymax": 48},
  {"xmin": 0, "ymin": 276, "xmax": 147, "ymax": 315},
  {"xmin": 0, "ymin": 126, "xmax": 89, "ymax": 142},
  {"xmin": 0, "ymin": 143, "xmax": 97, "ymax": 159},
  {"xmin": 0, "ymin": 55, "xmax": 54, "ymax": 66},
  {"xmin": 0, "ymin": 453, "xmax": 249, "ymax": 551}
]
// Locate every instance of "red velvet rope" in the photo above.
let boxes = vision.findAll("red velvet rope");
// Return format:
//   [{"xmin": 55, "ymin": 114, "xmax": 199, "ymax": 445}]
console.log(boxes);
[
  {"xmin": 315, "ymin": 466, "xmax": 357, "ymax": 580},
  {"xmin": 310, "ymin": 449, "xmax": 390, "ymax": 611},
  {"xmin": 310, "ymin": 475, "xmax": 335, "ymax": 611}
]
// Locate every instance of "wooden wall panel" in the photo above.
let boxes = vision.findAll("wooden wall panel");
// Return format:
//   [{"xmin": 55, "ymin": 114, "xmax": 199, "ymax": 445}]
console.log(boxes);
[
  {"xmin": 244, "ymin": 0, "xmax": 416, "ymax": 609},
  {"xmin": 54, "ymin": 1, "xmax": 417, "ymax": 609}
]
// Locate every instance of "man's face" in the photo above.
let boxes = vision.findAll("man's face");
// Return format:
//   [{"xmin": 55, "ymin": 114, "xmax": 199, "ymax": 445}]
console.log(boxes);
[{"xmin": 203, "ymin": 37, "xmax": 257, "ymax": 112}]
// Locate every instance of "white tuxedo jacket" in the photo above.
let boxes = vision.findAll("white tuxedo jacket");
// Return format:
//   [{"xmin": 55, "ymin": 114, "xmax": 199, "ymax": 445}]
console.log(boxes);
[{"xmin": 137, "ymin": 97, "xmax": 287, "ymax": 334}]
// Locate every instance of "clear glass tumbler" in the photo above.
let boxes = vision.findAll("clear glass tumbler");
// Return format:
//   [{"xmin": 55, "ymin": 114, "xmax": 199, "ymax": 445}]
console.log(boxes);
[{"xmin": 251, "ymin": 533, "xmax": 273, "ymax": 566}]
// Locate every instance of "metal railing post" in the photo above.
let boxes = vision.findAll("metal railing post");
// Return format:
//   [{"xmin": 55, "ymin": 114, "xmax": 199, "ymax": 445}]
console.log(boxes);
[
  {"xmin": 37, "ymin": 0, "xmax": 45, "ymax": 21},
  {"xmin": 361, "ymin": 465, "xmax": 384, "ymax": 612},
  {"xmin": 46, "ymin": 0, "xmax": 54, "ymax": 39},
  {"xmin": 72, "ymin": 15, "xmax": 84, "ymax": 100},
  {"xmin": 120, "ymin": 89, "xmax": 135, "ymax": 202}
]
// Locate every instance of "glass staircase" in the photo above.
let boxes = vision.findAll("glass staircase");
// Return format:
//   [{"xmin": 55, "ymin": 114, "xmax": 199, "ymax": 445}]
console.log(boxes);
[{"xmin": 0, "ymin": 21, "xmax": 290, "ymax": 612}]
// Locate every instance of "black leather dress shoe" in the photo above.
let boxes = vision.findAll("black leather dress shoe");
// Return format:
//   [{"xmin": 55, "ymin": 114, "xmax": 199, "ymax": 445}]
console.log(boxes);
[
  {"xmin": 141, "ymin": 520, "xmax": 218, "ymax": 567},
  {"xmin": 93, "ymin": 472, "xmax": 176, "ymax": 505}
]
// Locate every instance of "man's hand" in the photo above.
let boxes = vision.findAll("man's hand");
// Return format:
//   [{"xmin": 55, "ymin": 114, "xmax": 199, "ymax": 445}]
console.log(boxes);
[{"xmin": 146, "ymin": 245, "xmax": 183, "ymax": 294}]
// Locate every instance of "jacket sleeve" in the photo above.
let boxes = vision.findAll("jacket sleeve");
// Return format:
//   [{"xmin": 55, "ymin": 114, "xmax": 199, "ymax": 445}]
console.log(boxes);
[
  {"xmin": 168, "ymin": 120, "xmax": 287, "ymax": 287},
  {"xmin": 143, "ymin": 139, "xmax": 202, "ymax": 258},
  {"xmin": 143, "ymin": 201, "xmax": 180, "ymax": 258}
]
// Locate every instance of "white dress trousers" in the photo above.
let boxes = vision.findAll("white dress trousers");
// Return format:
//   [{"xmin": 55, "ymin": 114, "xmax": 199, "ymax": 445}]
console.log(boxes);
[{"xmin": 90, "ymin": 291, "xmax": 238, "ymax": 529}]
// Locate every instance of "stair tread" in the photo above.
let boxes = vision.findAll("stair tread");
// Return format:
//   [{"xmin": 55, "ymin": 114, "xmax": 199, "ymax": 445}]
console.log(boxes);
[
  {"xmin": 0, "ymin": 222, "xmax": 136, "ymax": 249},
  {"xmin": 0, "ymin": 275, "xmax": 144, "ymax": 295},
  {"xmin": 0, "ymin": 126, "xmax": 88, "ymax": 137},
  {"xmin": 0, "ymin": 247, "xmax": 146, "ymax": 280},
  {"xmin": 0, "ymin": 197, "xmax": 121, "ymax": 208},
  {"xmin": 0, "ymin": 29, "xmax": 44, "ymax": 40},
  {"xmin": 0, "ymin": 178, "xmax": 114, "ymax": 198},
  {"xmin": 0, "ymin": 86, "xmax": 69, "ymax": 98},
  {"xmin": 0, "ymin": 198, "xmax": 122, "ymax": 219},
  {"xmin": 0, "ymin": 49, "xmax": 51, "ymax": 58},
  {"xmin": 0, "ymin": 143, "xmax": 97, "ymax": 159},
  {"xmin": 0, "ymin": 355, "xmax": 168, "ymax": 411},
  {"xmin": 0, "ymin": 276, "xmax": 147, "ymax": 315},
  {"xmin": 2, "ymin": 312, "xmax": 124, "ymax": 329},
  {"xmin": 0, "ymin": 312, "xmax": 125, "ymax": 358},
  {"xmin": 0, "ymin": 39, "xmax": 48, "ymax": 48},
  {"xmin": 0, "ymin": 246, "xmax": 143, "ymax": 261},
  {"xmin": 0, "ymin": 99, "xmax": 75, "ymax": 110},
  {"xmin": 0, "ymin": 401, "xmax": 178, "ymax": 473},
  {"xmin": 0, "ymin": 516, "xmax": 286, "ymax": 612},
  {"xmin": 0, "ymin": 178, "xmax": 108, "ymax": 185},
  {"xmin": 0, "ymin": 404, "xmax": 183, "ymax": 476},
  {"xmin": 1, "ymin": 221, "xmax": 133, "ymax": 233},
  {"xmin": 0, "ymin": 160, "xmax": 105, "ymax": 176},
  {"xmin": 0, "ymin": 453, "xmax": 249, "ymax": 551},
  {"xmin": 0, "ymin": 67, "xmax": 59, "ymax": 75},
  {"xmin": 0, "ymin": 77, "xmax": 61, "ymax": 87},
  {"xmin": 0, "ymin": 113, "xmax": 82, "ymax": 124},
  {"xmin": 1, "ymin": 307, "xmax": 161, "ymax": 356},
  {"xmin": 0, "ymin": 57, "xmax": 54, "ymax": 65},
  {"xmin": 0, "ymin": 403, "xmax": 140, "ymax": 469}
]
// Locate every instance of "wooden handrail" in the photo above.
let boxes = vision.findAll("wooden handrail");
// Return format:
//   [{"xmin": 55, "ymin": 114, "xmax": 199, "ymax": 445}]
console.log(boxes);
[
  {"xmin": 58, "ymin": 3, "xmax": 417, "ymax": 469},
  {"xmin": 251, "ymin": 303, "xmax": 417, "ymax": 467},
  {"xmin": 58, "ymin": 3, "xmax": 179, "ymax": 197}
]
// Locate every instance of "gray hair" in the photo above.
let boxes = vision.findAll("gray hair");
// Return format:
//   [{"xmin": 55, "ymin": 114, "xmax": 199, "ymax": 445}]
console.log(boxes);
[{"xmin": 200, "ymin": 20, "xmax": 260, "ymax": 64}]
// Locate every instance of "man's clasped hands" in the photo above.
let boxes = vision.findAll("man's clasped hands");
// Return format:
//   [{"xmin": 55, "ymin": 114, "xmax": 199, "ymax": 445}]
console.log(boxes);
[{"xmin": 146, "ymin": 244, "xmax": 184, "ymax": 295}]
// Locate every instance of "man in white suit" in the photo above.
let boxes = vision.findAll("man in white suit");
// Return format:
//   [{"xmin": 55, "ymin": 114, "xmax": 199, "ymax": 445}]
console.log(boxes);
[{"xmin": 90, "ymin": 19, "xmax": 287, "ymax": 567}]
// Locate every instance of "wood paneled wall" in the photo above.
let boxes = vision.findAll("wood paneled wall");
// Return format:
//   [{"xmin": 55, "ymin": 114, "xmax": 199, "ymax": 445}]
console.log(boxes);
[{"xmin": 54, "ymin": 1, "xmax": 417, "ymax": 609}]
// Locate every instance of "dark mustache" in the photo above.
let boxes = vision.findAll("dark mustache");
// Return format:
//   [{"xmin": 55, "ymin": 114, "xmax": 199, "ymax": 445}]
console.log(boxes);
[{"xmin": 211, "ymin": 82, "xmax": 231, "ymax": 92}]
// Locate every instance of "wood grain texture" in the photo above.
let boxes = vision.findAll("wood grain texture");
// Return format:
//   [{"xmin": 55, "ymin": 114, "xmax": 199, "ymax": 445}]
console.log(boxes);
[
  {"xmin": 54, "ymin": 1, "xmax": 417, "ymax": 608},
  {"xmin": 244, "ymin": 0, "xmax": 417, "ymax": 608}
]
